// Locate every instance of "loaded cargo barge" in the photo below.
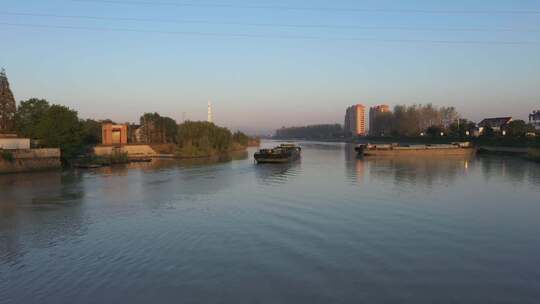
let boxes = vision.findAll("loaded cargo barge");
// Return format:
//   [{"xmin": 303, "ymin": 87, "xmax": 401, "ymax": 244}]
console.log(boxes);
[
  {"xmin": 355, "ymin": 142, "xmax": 475, "ymax": 157},
  {"xmin": 254, "ymin": 144, "xmax": 301, "ymax": 163}
]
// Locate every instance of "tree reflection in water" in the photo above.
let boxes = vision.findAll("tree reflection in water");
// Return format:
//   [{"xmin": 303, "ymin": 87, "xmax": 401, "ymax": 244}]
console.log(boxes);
[
  {"xmin": 0, "ymin": 171, "xmax": 86, "ymax": 264},
  {"xmin": 254, "ymin": 162, "xmax": 302, "ymax": 186}
]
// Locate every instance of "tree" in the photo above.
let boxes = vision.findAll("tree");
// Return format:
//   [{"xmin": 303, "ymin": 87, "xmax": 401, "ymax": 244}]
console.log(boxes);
[
  {"xmin": 448, "ymin": 119, "xmax": 476, "ymax": 137},
  {"xmin": 80, "ymin": 119, "xmax": 102, "ymax": 145},
  {"xmin": 176, "ymin": 121, "xmax": 235, "ymax": 156},
  {"xmin": 15, "ymin": 98, "xmax": 51, "ymax": 138},
  {"xmin": 36, "ymin": 105, "xmax": 84, "ymax": 160},
  {"xmin": 140, "ymin": 113, "xmax": 178, "ymax": 144},
  {"xmin": 482, "ymin": 125, "xmax": 495, "ymax": 138},
  {"xmin": 162, "ymin": 116, "xmax": 178, "ymax": 143},
  {"xmin": 232, "ymin": 131, "xmax": 249, "ymax": 146},
  {"xmin": 426, "ymin": 125, "xmax": 443, "ymax": 137},
  {"xmin": 369, "ymin": 104, "xmax": 461, "ymax": 137},
  {"xmin": 505, "ymin": 120, "xmax": 529, "ymax": 137},
  {"xmin": 371, "ymin": 111, "xmax": 393, "ymax": 136},
  {"xmin": 440, "ymin": 106, "xmax": 459, "ymax": 128}
]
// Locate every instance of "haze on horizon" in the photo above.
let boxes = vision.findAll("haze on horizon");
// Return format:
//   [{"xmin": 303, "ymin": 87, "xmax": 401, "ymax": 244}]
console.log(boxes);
[{"xmin": 2, "ymin": 0, "xmax": 539, "ymax": 134}]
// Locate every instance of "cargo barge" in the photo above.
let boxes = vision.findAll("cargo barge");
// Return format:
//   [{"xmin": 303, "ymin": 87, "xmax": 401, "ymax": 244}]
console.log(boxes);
[
  {"xmin": 355, "ymin": 142, "xmax": 475, "ymax": 157},
  {"xmin": 254, "ymin": 144, "xmax": 301, "ymax": 163}
]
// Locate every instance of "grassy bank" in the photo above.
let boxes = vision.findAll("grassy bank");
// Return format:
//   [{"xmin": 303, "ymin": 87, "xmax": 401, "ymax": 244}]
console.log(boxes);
[
  {"xmin": 74, "ymin": 151, "xmax": 130, "ymax": 167},
  {"xmin": 174, "ymin": 142, "xmax": 248, "ymax": 159},
  {"xmin": 151, "ymin": 142, "xmax": 249, "ymax": 159}
]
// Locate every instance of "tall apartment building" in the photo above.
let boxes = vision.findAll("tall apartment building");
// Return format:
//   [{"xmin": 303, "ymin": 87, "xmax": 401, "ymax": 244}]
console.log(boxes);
[
  {"xmin": 530, "ymin": 110, "xmax": 540, "ymax": 130},
  {"xmin": 369, "ymin": 105, "xmax": 390, "ymax": 136},
  {"xmin": 344, "ymin": 104, "xmax": 366, "ymax": 136}
]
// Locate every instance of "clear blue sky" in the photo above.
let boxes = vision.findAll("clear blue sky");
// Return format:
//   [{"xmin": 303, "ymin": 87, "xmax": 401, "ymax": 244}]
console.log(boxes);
[{"xmin": 2, "ymin": 0, "xmax": 539, "ymax": 134}]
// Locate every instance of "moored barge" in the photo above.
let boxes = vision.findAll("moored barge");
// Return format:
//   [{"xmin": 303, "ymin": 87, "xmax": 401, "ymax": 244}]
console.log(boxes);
[
  {"xmin": 254, "ymin": 144, "xmax": 301, "ymax": 163},
  {"xmin": 355, "ymin": 142, "xmax": 475, "ymax": 157}
]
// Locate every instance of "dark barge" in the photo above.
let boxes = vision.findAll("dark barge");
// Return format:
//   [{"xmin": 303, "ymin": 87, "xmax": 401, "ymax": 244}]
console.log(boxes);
[
  {"xmin": 355, "ymin": 142, "xmax": 475, "ymax": 157},
  {"xmin": 254, "ymin": 144, "xmax": 301, "ymax": 164}
]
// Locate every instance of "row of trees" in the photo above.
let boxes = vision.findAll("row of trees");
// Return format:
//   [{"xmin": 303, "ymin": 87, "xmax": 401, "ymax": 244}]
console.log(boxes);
[
  {"xmin": 139, "ymin": 112, "xmax": 178, "ymax": 144},
  {"xmin": 275, "ymin": 124, "xmax": 344, "ymax": 139},
  {"xmin": 177, "ymin": 121, "xmax": 235, "ymax": 155},
  {"xmin": 14, "ymin": 98, "xmax": 251, "ymax": 161},
  {"xmin": 15, "ymin": 98, "xmax": 102, "ymax": 160},
  {"xmin": 371, "ymin": 104, "xmax": 459, "ymax": 137}
]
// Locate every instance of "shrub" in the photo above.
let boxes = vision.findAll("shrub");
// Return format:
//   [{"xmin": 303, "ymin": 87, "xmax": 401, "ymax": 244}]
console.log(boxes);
[
  {"xmin": 0, "ymin": 150, "xmax": 15, "ymax": 162},
  {"xmin": 110, "ymin": 151, "xmax": 129, "ymax": 164}
]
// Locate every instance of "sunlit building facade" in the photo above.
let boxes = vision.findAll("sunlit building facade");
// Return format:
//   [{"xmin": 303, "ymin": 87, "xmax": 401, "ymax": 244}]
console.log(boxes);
[{"xmin": 344, "ymin": 104, "xmax": 366, "ymax": 136}]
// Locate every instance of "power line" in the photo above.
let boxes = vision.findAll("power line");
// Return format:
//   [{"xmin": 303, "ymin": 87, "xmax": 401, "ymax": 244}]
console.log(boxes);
[
  {"xmin": 1, "ymin": 22, "xmax": 538, "ymax": 45},
  {"xmin": 2, "ymin": 11, "xmax": 539, "ymax": 33},
  {"xmin": 71, "ymin": 0, "xmax": 540, "ymax": 15}
]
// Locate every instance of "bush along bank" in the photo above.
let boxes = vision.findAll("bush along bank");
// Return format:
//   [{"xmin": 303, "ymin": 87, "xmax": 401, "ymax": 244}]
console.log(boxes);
[{"xmin": 174, "ymin": 121, "xmax": 251, "ymax": 158}]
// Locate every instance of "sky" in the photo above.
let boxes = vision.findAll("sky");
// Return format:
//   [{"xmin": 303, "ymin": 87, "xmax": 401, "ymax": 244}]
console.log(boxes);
[{"xmin": 1, "ymin": 0, "xmax": 539, "ymax": 134}]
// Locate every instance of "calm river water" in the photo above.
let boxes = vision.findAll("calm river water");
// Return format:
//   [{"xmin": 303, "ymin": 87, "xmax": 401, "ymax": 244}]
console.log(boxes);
[{"xmin": 1, "ymin": 141, "xmax": 540, "ymax": 304}]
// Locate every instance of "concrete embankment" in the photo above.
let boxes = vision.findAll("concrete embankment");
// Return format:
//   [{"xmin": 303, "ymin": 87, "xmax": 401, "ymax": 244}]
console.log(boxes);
[{"xmin": 0, "ymin": 149, "xmax": 61, "ymax": 174}]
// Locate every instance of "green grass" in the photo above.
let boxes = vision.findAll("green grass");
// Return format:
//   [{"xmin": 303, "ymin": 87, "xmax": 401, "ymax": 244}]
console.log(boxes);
[
  {"xmin": 75, "ymin": 151, "xmax": 130, "ymax": 167},
  {"xmin": 109, "ymin": 151, "xmax": 129, "ymax": 164}
]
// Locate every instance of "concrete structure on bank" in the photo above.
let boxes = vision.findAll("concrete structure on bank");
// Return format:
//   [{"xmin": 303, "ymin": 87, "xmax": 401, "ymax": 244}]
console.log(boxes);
[
  {"xmin": 0, "ymin": 148, "xmax": 61, "ymax": 173},
  {"xmin": 97, "ymin": 122, "xmax": 159, "ymax": 158},
  {"xmin": 344, "ymin": 104, "xmax": 366, "ymax": 136},
  {"xmin": 530, "ymin": 110, "xmax": 540, "ymax": 131},
  {"xmin": 0, "ymin": 136, "xmax": 30, "ymax": 150},
  {"xmin": 369, "ymin": 105, "xmax": 390, "ymax": 136},
  {"xmin": 478, "ymin": 117, "xmax": 512, "ymax": 134},
  {"xmin": 93, "ymin": 144, "xmax": 158, "ymax": 158},
  {"xmin": 102, "ymin": 123, "xmax": 128, "ymax": 145}
]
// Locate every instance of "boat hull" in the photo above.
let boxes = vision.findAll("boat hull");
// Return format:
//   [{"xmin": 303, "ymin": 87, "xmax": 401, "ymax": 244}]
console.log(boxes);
[
  {"xmin": 361, "ymin": 148, "xmax": 476, "ymax": 157},
  {"xmin": 254, "ymin": 153, "xmax": 300, "ymax": 164},
  {"xmin": 254, "ymin": 145, "xmax": 301, "ymax": 164},
  {"xmin": 355, "ymin": 143, "xmax": 476, "ymax": 157}
]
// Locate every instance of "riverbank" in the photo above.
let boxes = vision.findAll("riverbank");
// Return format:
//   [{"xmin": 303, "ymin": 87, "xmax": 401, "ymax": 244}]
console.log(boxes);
[
  {"xmin": 0, "ymin": 148, "xmax": 61, "ymax": 174},
  {"xmin": 71, "ymin": 143, "xmax": 251, "ymax": 169},
  {"xmin": 275, "ymin": 136, "xmax": 540, "ymax": 162},
  {"xmin": 153, "ymin": 142, "xmax": 250, "ymax": 159},
  {"xmin": 275, "ymin": 135, "xmax": 540, "ymax": 146},
  {"xmin": 3, "ymin": 143, "xmax": 540, "ymax": 304}
]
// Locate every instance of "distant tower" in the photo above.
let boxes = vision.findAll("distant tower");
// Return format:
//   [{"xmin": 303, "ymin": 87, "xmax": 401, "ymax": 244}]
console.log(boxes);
[
  {"xmin": 207, "ymin": 101, "xmax": 213, "ymax": 123},
  {"xmin": 0, "ymin": 68, "xmax": 17, "ymax": 134}
]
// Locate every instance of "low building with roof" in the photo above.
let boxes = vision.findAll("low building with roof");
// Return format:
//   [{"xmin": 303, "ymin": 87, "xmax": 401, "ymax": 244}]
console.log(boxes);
[{"xmin": 477, "ymin": 117, "xmax": 512, "ymax": 134}]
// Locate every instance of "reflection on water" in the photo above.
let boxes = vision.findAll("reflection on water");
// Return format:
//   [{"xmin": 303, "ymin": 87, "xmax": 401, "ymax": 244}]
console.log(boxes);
[
  {"xmin": 0, "ymin": 171, "xmax": 87, "ymax": 264},
  {"xmin": 344, "ymin": 143, "xmax": 540, "ymax": 189},
  {"xmin": 254, "ymin": 162, "xmax": 302, "ymax": 186},
  {"xmin": 1, "ymin": 142, "xmax": 540, "ymax": 303}
]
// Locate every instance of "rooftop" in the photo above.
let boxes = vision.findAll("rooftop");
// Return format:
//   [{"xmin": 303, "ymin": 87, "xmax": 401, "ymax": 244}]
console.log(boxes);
[{"xmin": 478, "ymin": 117, "xmax": 512, "ymax": 128}]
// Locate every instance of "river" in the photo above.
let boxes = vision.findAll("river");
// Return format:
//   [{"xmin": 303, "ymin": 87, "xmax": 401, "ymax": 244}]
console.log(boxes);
[{"xmin": 1, "ymin": 141, "xmax": 540, "ymax": 303}]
